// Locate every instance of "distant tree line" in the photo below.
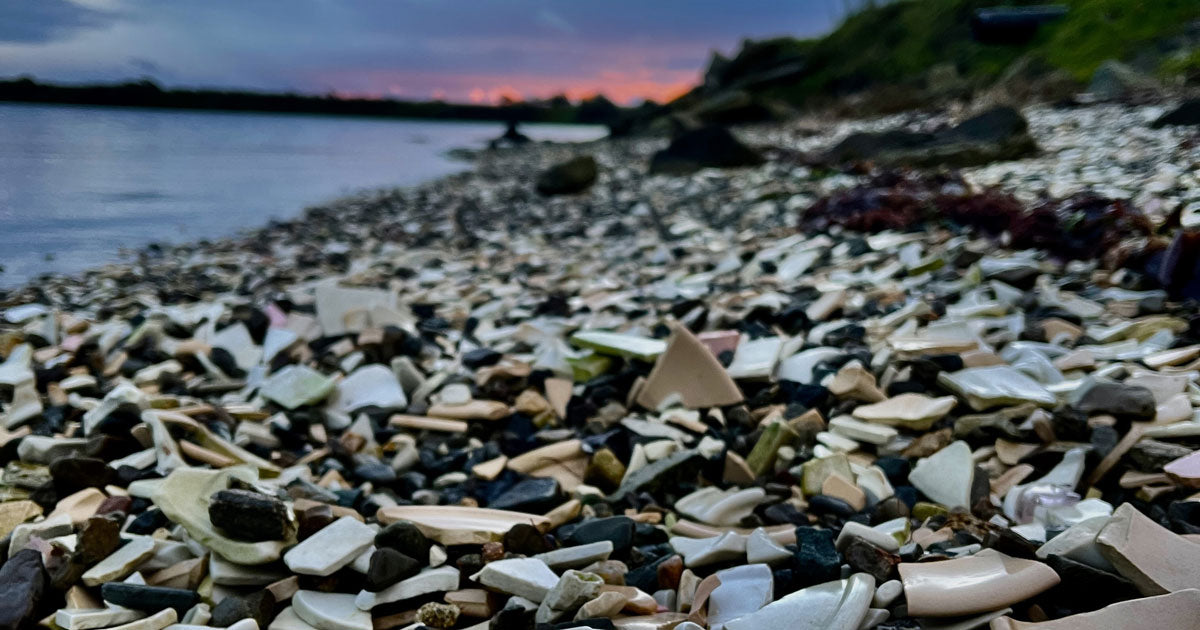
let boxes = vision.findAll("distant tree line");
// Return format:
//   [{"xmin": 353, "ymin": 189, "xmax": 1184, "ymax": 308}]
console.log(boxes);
[{"xmin": 0, "ymin": 76, "xmax": 628, "ymax": 126}]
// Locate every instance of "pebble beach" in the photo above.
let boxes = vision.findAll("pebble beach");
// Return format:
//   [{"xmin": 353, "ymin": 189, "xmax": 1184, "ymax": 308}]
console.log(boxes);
[{"xmin": 3, "ymin": 99, "xmax": 1200, "ymax": 630}]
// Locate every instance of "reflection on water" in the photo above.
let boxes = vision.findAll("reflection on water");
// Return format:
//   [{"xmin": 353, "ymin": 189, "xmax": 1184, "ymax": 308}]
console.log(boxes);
[{"xmin": 0, "ymin": 103, "xmax": 605, "ymax": 285}]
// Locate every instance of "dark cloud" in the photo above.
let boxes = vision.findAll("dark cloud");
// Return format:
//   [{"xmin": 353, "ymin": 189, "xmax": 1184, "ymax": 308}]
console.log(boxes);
[
  {"xmin": 0, "ymin": 0, "xmax": 114, "ymax": 44},
  {"xmin": 1, "ymin": 0, "xmax": 848, "ymax": 102}
]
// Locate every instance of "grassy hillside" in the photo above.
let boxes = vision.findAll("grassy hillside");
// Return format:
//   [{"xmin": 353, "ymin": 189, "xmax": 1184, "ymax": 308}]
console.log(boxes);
[{"xmin": 743, "ymin": 0, "xmax": 1200, "ymax": 105}]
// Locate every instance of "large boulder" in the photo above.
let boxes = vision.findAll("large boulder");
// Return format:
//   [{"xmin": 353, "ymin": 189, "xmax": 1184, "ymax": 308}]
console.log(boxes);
[
  {"xmin": 535, "ymin": 155, "xmax": 597, "ymax": 196},
  {"xmin": 822, "ymin": 129, "xmax": 938, "ymax": 165},
  {"xmin": 822, "ymin": 106, "xmax": 1037, "ymax": 168},
  {"xmin": 1087, "ymin": 60, "xmax": 1160, "ymax": 100},
  {"xmin": 648, "ymin": 126, "xmax": 765, "ymax": 175},
  {"xmin": 1153, "ymin": 99, "xmax": 1200, "ymax": 128}
]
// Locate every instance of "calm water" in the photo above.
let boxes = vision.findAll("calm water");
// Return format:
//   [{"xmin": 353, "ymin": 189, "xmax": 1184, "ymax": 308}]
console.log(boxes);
[{"xmin": 0, "ymin": 103, "xmax": 605, "ymax": 286}]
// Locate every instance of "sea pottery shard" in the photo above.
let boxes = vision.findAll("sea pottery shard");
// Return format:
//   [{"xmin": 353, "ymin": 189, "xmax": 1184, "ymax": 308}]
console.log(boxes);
[
  {"xmin": 907, "ymin": 440, "xmax": 974, "ymax": 509},
  {"xmin": 1096, "ymin": 502, "xmax": 1200, "ymax": 595},
  {"xmin": 899, "ymin": 549, "xmax": 1059, "ymax": 617},
  {"xmin": 704, "ymin": 564, "xmax": 773, "ymax": 630},
  {"xmin": 293, "ymin": 591, "xmax": 372, "ymax": 630},
  {"xmin": 470, "ymin": 558, "xmax": 560, "ymax": 602},
  {"xmin": 259, "ymin": 365, "xmax": 336, "ymax": 410},
  {"xmin": 938, "ymin": 365, "xmax": 1057, "ymax": 410},
  {"xmin": 150, "ymin": 467, "xmax": 292, "ymax": 565},
  {"xmin": 674, "ymin": 486, "xmax": 765, "ymax": 527},
  {"xmin": 331, "ymin": 364, "xmax": 407, "ymax": 413},
  {"xmin": 852, "ymin": 393, "xmax": 957, "ymax": 430},
  {"xmin": 722, "ymin": 573, "xmax": 875, "ymax": 630},
  {"xmin": 353, "ymin": 565, "xmax": 460, "ymax": 610},
  {"xmin": 726, "ymin": 336, "xmax": 784, "ymax": 380},
  {"xmin": 635, "ymin": 323, "xmax": 743, "ymax": 409},
  {"xmin": 376, "ymin": 505, "xmax": 550, "ymax": 545},
  {"xmin": 988, "ymin": 589, "xmax": 1200, "ymax": 629},
  {"xmin": 283, "ymin": 516, "xmax": 375, "ymax": 576},
  {"xmin": 569, "ymin": 331, "xmax": 667, "ymax": 362}
]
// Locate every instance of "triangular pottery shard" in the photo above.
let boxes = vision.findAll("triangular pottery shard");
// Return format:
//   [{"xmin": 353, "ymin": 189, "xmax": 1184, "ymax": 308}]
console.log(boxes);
[
  {"xmin": 636, "ymin": 323, "xmax": 744, "ymax": 410},
  {"xmin": 376, "ymin": 505, "xmax": 550, "ymax": 546},
  {"xmin": 989, "ymin": 589, "xmax": 1200, "ymax": 629}
]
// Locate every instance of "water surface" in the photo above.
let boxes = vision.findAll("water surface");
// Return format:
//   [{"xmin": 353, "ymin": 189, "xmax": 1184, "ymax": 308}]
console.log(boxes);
[{"xmin": 0, "ymin": 103, "xmax": 605, "ymax": 285}]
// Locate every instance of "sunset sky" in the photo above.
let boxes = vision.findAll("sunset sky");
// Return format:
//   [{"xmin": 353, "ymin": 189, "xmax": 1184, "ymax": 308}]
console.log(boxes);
[{"xmin": 1, "ymin": 0, "xmax": 849, "ymax": 105}]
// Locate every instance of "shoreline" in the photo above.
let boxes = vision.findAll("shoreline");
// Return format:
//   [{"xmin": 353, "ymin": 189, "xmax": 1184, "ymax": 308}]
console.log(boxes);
[
  {"xmin": 0, "ymin": 111, "xmax": 607, "ymax": 291},
  {"xmin": 5, "ymin": 99, "xmax": 1196, "ymax": 308}
]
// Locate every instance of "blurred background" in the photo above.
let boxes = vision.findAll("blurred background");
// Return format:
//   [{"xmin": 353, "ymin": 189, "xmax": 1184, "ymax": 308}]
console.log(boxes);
[{"xmin": 1, "ymin": 0, "xmax": 1197, "ymax": 284}]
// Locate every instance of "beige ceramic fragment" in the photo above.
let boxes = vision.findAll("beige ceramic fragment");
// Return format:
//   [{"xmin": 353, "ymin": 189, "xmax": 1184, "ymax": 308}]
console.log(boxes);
[
  {"xmin": 828, "ymin": 364, "xmax": 886, "ymax": 402},
  {"xmin": 852, "ymin": 393, "xmax": 957, "ymax": 430},
  {"xmin": 544, "ymin": 378, "xmax": 573, "ymax": 419},
  {"xmin": 147, "ymin": 557, "xmax": 206, "ymax": 589},
  {"xmin": 0, "ymin": 500, "xmax": 42, "ymax": 539},
  {"xmin": 48, "ymin": 488, "xmax": 106, "ymax": 525},
  {"xmin": 1122, "ymin": 371, "xmax": 1189, "ymax": 403},
  {"xmin": 179, "ymin": 440, "xmax": 237, "ymax": 468},
  {"xmin": 471, "ymin": 455, "xmax": 509, "ymax": 480},
  {"xmin": 1086, "ymin": 424, "xmax": 1147, "ymax": 488},
  {"xmin": 1052, "ymin": 349, "xmax": 1094, "ymax": 372},
  {"xmin": 1165, "ymin": 451, "xmax": 1200, "ymax": 487},
  {"xmin": 156, "ymin": 411, "xmax": 280, "ymax": 477},
  {"xmin": 1144, "ymin": 345, "xmax": 1200, "ymax": 369},
  {"xmin": 990, "ymin": 464, "xmax": 1034, "ymax": 497},
  {"xmin": 390, "ymin": 414, "xmax": 469, "ymax": 433},
  {"xmin": 543, "ymin": 499, "xmax": 582, "ymax": 530},
  {"xmin": 989, "ymin": 589, "xmax": 1200, "ymax": 629},
  {"xmin": 1096, "ymin": 502, "xmax": 1200, "ymax": 595},
  {"xmin": 1041, "ymin": 318, "xmax": 1082, "ymax": 343},
  {"xmin": 376, "ymin": 505, "xmax": 550, "ymax": 545},
  {"xmin": 994, "ymin": 439, "xmax": 1039, "ymax": 466},
  {"xmin": 635, "ymin": 323, "xmax": 743, "ymax": 410},
  {"xmin": 507, "ymin": 440, "xmax": 587, "ymax": 491},
  {"xmin": 82, "ymin": 536, "xmax": 156, "ymax": 586},
  {"xmin": 822, "ymin": 473, "xmax": 866, "ymax": 510},
  {"xmin": 899, "ymin": 549, "xmax": 1059, "ymax": 617},
  {"xmin": 669, "ymin": 520, "xmax": 795, "ymax": 545},
  {"xmin": 960, "ymin": 349, "xmax": 1006, "ymax": 368},
  {"xmin": 428, "ymin": 400, "xmax": 509, "ymax": 421},
  {"xmin": 444, "ymin": 589, "xmax": 497, "ymax": 618}
]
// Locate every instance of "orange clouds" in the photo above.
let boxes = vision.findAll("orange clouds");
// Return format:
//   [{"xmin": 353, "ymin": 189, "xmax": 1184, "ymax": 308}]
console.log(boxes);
[{"xmin": 317, "ymin": 66, "xmax": 700, "ymax": 105}]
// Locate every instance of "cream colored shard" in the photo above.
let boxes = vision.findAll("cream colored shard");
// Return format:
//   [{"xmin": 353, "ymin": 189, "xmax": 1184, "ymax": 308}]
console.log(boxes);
[
  {"xmin": 376, "ymin": 505, "xmax": 550, "ymax": 545},
  {"xmin": 852, "ymin": 393, "xmax": 957, "ymax": 430}
]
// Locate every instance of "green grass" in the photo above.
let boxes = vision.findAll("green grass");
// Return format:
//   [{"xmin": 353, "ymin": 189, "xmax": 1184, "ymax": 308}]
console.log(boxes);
[
  {"xmin": 752, "ymin": 0, "xmax": 1200, "ymax": 105},
  {"xmin": 1043, "ymin": 0, "xmax": 1200, "ymax": 78}
]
